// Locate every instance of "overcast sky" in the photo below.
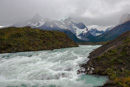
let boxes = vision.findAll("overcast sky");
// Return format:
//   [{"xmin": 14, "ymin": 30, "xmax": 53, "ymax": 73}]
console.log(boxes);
[{"xmin": 0, "ymin": 0, "xmax": 130, "ymax": 29}]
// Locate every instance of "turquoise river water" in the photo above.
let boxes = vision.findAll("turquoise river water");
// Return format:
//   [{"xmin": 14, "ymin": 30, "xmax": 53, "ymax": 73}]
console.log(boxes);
[{"xmin": 0, "ymin": 45, "xmax": 108, "ymax": 87}]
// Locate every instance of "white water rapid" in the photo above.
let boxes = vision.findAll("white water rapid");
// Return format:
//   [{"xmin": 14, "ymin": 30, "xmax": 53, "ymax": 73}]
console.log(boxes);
[{"xmin": 0, "ymin": 45, "xmax": 108, "ymax": 87}]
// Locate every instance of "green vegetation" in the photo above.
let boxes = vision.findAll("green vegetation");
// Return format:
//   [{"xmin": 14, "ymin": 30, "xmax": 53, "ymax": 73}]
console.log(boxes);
[
  {"xmin": 77, "ymin": 41, "xmax": 108, "ymax": 45},
  {"xmin": 114, "ymin": 77, "xmax": 130, "ymax": 87},
  {"xmin": 82, "ymin": 32, "xmax": 130, "ymax": 87},
  {"xmin": 0, "ymin": 26, "xmax": 78, "ymax": 53},
  {"xmin": 87, "ymin": 37, "xmax": 130, "ymax": 87}
]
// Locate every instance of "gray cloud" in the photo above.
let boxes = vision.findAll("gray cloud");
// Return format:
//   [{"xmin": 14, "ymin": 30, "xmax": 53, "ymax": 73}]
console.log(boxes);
[{"xmin": 0, "ymin": 0, "xmax": 130, "ymax": 29}]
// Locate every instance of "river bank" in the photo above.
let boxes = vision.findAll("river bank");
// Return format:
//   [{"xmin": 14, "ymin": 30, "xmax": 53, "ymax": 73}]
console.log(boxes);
[{"xmin": 82, "ymin": 32, "xmax": 130, "ymax": 87}]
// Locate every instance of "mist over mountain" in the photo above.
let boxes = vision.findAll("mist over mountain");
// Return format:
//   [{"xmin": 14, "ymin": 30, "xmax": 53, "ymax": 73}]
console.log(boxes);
[
  {"xmin": 13, "ymin": 14, "xmax": 90, "ymax": 42},
  {"xmin": 12, "ymin": 12, "xmax": 130, "ymax": 43},
  {"xmin": 120, "ymin": 13, "xmax": 130, "ymax": 24},
  {"xmin": 1, "ymin": 0, "xmax": 130, "ymax": 30}
]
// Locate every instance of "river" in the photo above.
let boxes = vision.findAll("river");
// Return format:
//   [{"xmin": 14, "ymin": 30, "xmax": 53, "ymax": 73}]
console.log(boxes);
[{"xmin": 0, "ymin": 45, "xmax": 108, "ymax": 87}]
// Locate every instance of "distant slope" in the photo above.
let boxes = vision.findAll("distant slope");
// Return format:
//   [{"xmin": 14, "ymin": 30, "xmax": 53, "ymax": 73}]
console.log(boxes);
[
  {"xmin": 82, "ymin": 31, "xmax": 130, "ymax": 87},
  {"xmin": 0, "ymin": 27, "xmax": 78, "ymax": 53},
  {"xmin": 95, "ymin": 21, "xmax": 130, "ymax": 42}
]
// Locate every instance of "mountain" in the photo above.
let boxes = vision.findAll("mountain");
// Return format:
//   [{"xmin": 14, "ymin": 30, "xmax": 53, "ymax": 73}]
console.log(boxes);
[
  {"xmin": 0, "ymin": 27, "xmax": 78, "ymax": 53},
  {"xmin": 81, "ymin": 31, "xmax": 130, "ymax": 87},
  {"xmin": 36, "ymin": 17, "xmax": 88, "ymax": 40},
  {"xmin": 11, "ymin": 13, "xmax": 130, "ymax": 43},
  {"xmin": 89, "ymin": 28, "xmax": 104, "ymax": 36},
  {"xmin": 38, "ymin": 18, "xmax": 89, "ymax": 41},
  {"xmin": 13, "ymin": 14, "xmax": 88, "ymax": 42},
  {"xmin": 94, "ymin": 21, "xmax": 130, "ymax": 42}
]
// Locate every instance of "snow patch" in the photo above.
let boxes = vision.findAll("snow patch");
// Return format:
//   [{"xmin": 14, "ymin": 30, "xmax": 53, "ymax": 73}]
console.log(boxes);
[
  {"xmin": 0, "ymin": 26, "xmax": 4, "ymax": 28},
  {"xmin": 72, "ymin": 25, "xmax": 88, "ymax": 39},
  {"xmin": 28, "ymin": 19, "xmax": 45, "ymax": 27}
]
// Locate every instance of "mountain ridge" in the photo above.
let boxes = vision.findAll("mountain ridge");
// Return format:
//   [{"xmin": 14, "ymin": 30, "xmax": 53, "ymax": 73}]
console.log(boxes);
[{"xmin": 93, "ymin": 21, "xmax": 130, "ymax": 42}]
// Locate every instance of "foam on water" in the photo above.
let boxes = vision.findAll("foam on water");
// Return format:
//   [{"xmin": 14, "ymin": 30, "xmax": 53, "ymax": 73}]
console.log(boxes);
[{"xmin": 0, "ymin": 45, "xmax": 108, "ymax": 87}]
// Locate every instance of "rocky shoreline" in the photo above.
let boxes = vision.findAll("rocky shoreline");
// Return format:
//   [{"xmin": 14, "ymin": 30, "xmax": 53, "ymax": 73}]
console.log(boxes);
[{"xmin": 81, "ymin": 31, "xmax": 130, "ymax": 87}]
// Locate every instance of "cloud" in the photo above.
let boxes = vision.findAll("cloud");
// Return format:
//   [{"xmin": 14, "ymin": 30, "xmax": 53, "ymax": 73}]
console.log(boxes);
[{"xmin": 0, "ymin": 0, "xmax": 130, "ymax": 29}]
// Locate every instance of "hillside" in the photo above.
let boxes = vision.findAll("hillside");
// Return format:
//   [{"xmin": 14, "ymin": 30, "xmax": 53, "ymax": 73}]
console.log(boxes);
[
  {"xmin": 0, "ymin": 27, "xmax": 78, "ymax": 53},
  {"xmin": 81, "ymin": 31, "xmax": 130, "ymax": 87}
]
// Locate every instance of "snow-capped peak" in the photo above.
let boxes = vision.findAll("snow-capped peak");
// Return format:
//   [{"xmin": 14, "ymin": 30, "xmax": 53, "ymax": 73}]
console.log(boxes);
[
  {"xmin": 73, "ymin": 25, "xmax": 88, "ymax": 39},
  {"xmin": 59, "ymin": 18, "xmax": 89, "ymax": 38},
  {"xmin": 39, "ymin": 17, "xmax": 89, "ymax": 38}
]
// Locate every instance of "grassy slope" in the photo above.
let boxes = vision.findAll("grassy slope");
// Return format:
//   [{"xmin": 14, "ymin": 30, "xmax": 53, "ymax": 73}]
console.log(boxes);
[
  {"xmin": 82, "ymin": 31, "xmax": 130, "ymax": 87},
  {"xmin": 0, "ymin": 27, "xmax": 78, "ymax": 53}
]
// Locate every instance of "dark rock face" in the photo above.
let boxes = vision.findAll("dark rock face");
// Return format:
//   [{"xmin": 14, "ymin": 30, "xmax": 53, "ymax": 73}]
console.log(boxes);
[
  {"xmin": 81, "ymin": 31, "xmax": 130, "ymax": 87},
  {"xmin": 0, "ymin": 27, "xmax": 78, "ymax": 53},
  {"xmin": 76, "ymin": 23, "xmax": 86, "ymax": 29}
]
